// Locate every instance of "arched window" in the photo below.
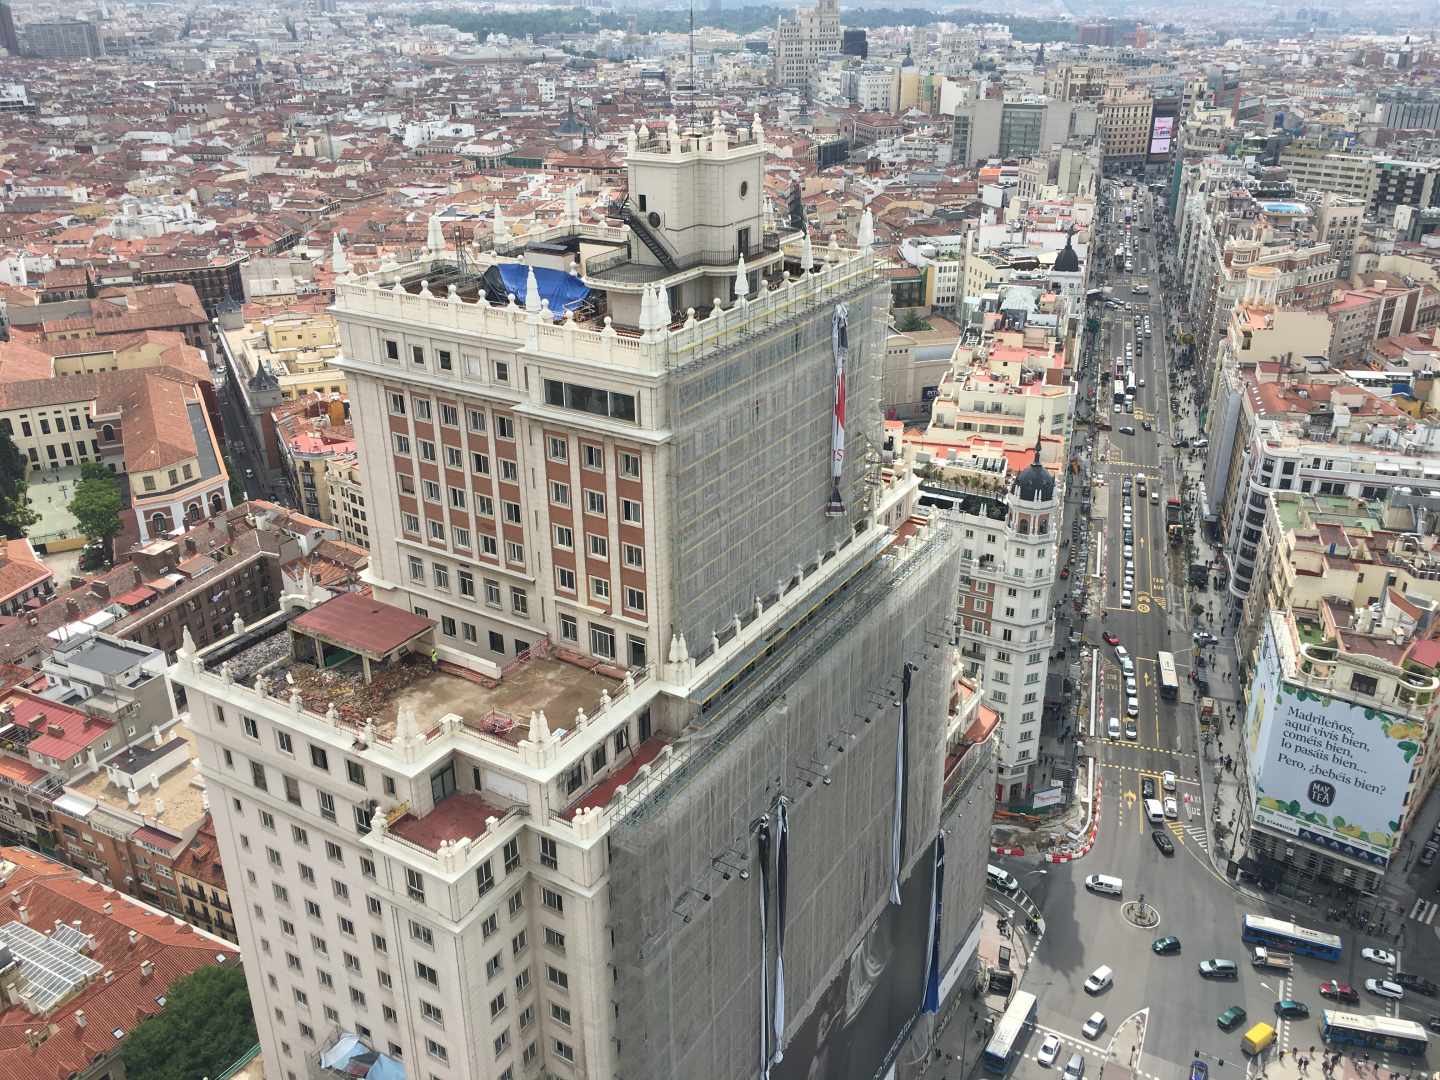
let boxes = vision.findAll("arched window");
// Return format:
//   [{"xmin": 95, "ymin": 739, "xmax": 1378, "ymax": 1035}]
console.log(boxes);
[
  {"xmin": 150, "ymin": 512, "xmax": 168, "ymax": 535},
  {"xmin": 101, "ymin": 424, "xmax": 115, "ymax": 441}
]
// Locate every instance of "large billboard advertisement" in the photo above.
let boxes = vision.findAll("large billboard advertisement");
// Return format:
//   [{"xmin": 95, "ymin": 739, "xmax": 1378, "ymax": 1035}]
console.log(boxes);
[
  {"xmin": 1246, "ymin": 626, "xmax": 1419, "ymax": 867},
  {"xmin": 1147, "ymin": 114, "xmax": 1175, "ymax": 159},
  {"xmin": 771, "ymin": 838, "xmax": 936, "ymax": 1080}
]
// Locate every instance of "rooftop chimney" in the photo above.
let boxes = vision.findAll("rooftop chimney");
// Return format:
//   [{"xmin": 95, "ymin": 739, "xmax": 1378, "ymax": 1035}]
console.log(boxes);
[
  {"xmin": 17, "ymin": 906, "xmax": 28, "ymax": 924},
  {"xmin": 64, "ymin": 599, "xmax": 79, "ymax": 620},
  {"xmin": 90, "ymin": 581, "xmax": 110, "ymax": 601},
  {"xmin": 127, "ymin": 930, "xmax": 138, "ymax": 947},
  {"xmin": 139, "ymin": 959, "xmax": 154, "ymax": 979},
  {"xmin": 74, "ymin": 1010, "xmax": 86, "ymax": 1029},
  {"xmin": 102, "ymin": 970, "xmax": 113, "ymax": 985},
  {"xmin": 101, "ymin": 902, "xmax": 112, "ymax": 915}
]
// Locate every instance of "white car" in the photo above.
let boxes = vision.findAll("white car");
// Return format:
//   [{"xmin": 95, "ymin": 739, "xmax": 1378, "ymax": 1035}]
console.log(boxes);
[
  {"xmin": 1121, "ymin": 590, "xmax": 1133, "ymax": 608},
  {"xmin": 1365, "ymin": 978, "xmax": 1404, "ymax": 1001},
  {"xmin": 1124, "ymin": 675, "xmax": 1137, "ymax": 695},
  {"xmin": 1164, "ymin": 797, "xmax": 1178, "ymax": 819},
  {"xmin": 1123, "ymin": 575, "xmax": 1134, "ymax": 591},
  {"xmin": 1162, "ymin": 771, "xmax": 1177, "ymax": 792},
  {"xmin": 1038, "ymin": 1034, "xmax": 1062, "ymax": 1067},
  {"xmin": 1114, "ymin": 403, "xmax": 1122, "ymax": 414},
  {"xmin": 1125, "ymin": 560, "xmax": 1135, "ymax": 575},
  {"xmin": 1114, "ymin": 645, "xmax": 1130, "ymax": 663},
  {"xmin": 1123, "ymin": 545, "xmax": 1134, "ymax": 558},
  {"xmin": 1362, "ymin": 947, "xmax": 1397, "ymax": 967},
  {"xmin": 1082, "ymin": 1011, "xmax": 1107, "ymax": 1039},
  {"xmin": 1063, "ymin": 1054, "xmax": 1086, "ymax": 1080},
  {"xmin": 1126, "ymin": 695, "xmax": 1139, "ymax": 718}
]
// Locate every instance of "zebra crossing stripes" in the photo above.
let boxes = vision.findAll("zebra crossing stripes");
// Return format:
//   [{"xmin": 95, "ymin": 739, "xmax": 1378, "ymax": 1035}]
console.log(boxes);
[{"xmin": 1408, "ymin": 897, "xmax": 1438, "ymax": 925}]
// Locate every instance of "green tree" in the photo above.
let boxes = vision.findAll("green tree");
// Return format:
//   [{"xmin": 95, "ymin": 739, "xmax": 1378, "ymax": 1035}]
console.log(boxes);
[
  {"xmin": 121, "ymin": 965, "xmax": 257, "ymax": 1080},
  {"xmin": 68, "ymin": 469, "xmax": 123, "ymax": 563},
  {"xmin": 0, "ymin": 426, "xmax": 36, "ymax": 539}
]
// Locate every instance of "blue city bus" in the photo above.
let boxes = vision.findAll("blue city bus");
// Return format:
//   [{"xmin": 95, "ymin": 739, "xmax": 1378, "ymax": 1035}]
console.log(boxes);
[
  {"xmin": 1320, "ymin": 1011, "xmax": 1428, "ymax": 1056},
  {"xmin": 981, "ymin": 991, "xmax": 1039, "ymax": 1074},
  {"xmin": 1240, "ymin": 914, "xmax": 1342, "ymax": 961}
]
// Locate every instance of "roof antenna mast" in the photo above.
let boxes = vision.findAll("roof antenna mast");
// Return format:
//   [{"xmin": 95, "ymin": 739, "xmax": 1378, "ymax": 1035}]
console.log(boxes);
[{"xmin": 688, "ymin": 0, "xmax": 695, "ymax": 123}]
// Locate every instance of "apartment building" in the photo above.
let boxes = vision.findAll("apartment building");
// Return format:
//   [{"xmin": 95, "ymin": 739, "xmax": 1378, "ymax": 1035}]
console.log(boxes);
[
  {"xmin": 916, "ymin": 454, "xmax": 1060, "ymax": 804},
  {"xmin": 325, "ymin": 453, "xmax": 371, "ymax": 550},
  {"xmin": 177, "ymin": 120, "xmax": 994, "ymax": 1080},
  {"xmin": 1239, "ymin": 606, "xmax": 1439, "ymax": 894},
  {"xmin": 219, "ymin": 312, "xmax": 348, "ymax": 473},
  {"xmin": 1327, "ymin": 279, "xmax": 1440, "ymax": 364},
  {"xmin": 0, "ymin": 538, "xmax": 53, "ymax": 616},
  {"xmin": 1203, "ymin": 344, "xmax": 1437, "ymax": 603},
  {"xmin": 1314, "ymin": 193, "xmax": 1364, "ymax": 277},
  {"xmin": 0, "ymin": 506, "xmax": 309, "ymax": 669},
  {"xmin": 173, "ymin": 813, "xmax": 237, "ymax": 942},
  {"xmin": 1277, "ymin": 146, "xmax": 1378, "ymax": 205},
  {"xmin": 772, "ymin": 0, "xmax": 840, "ymax": 89},
  {"xmin": 275, "ymin": 395, "xmax": 354, "ymax": 525},
  {"xmin": 1098, "ymin": 84, "xmax": 1153, "ymax": 162}
]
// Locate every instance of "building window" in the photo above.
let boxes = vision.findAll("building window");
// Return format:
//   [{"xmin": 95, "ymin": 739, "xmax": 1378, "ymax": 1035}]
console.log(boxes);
[
  {"xmin": 621, "ymin": 498, "xmax": 642, "ymax": 525},
  {"xmin": 590, "ymin": 577, "xmax": 610, "ymax": 603},
  {"xmin": 622, "ymin": 543, "xmax": 644, "ymax": 569},
  {"xmin": 406, "ymin": 869, "xmax": 426, "ymax": 903},
  {"xmin": 624, "ymin": 588, "xmax": 646, "ymax": 615},
  {"xmin": 510, "ymin": 587, "xmax": 528, "ymax": 615},
  {"xmin": 559, "ymin": 613, "xmax": 578, "ymax": 642},
  {"xmin": 556, "ymin": 567, "xmax": 576, "ymax": 593},
  {"xmin": 546, "ymin": 965, "xmax": 569, "ymax": 990},
  {"xmin": 540, "ymin": 837, "xmax": 558, "ymax": 870},
  {"xmin": 310, "ymin": 745, "xmax": 329, "ymax": 771},
  {"xmin": 587, "ymin": 534, "xmax": 608, "ymax": 560},
  {"xmin": 619, "ymin": 451, "xmax": 641, "ymax": 479},
  {"xmin": 585, "ymin": 490, "xmax": 606, "ymax": 516}
]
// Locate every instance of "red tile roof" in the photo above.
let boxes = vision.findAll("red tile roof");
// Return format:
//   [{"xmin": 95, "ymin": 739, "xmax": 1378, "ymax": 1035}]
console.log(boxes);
[
  {"xmin": 291, "ymin": 592, "xmax": 433, "ymax": 657},
  {"xmin": 0, "ymin": 848, "xmax": 240, "ymax": 1080},
  {"xmin": 0, "ymin": 690, "xmax": 112, "ymax": 759},
  {"xmin": 0, "ymin": 540, "xmax": 52, "ymax": 607}
]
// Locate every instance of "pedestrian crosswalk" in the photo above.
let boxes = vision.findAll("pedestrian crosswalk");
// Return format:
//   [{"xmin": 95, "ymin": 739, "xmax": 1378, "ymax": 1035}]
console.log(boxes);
[
  {"xmin": 1408, "ymin": 897, "xmax": 1439, "ymax": 925},
  {"xmin": 1163, "ymin": 819, "xmax": 1210, "ymax": 851},
  {"xmin": 1021, "ymin": 1025, "xmax": 1165, "ymax": 1080}
]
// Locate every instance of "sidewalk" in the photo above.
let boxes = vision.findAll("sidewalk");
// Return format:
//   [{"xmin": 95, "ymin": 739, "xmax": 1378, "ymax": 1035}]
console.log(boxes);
[{"xmin": 927, "ymin": 900, "xmax": 1043, "ymax": 1078}]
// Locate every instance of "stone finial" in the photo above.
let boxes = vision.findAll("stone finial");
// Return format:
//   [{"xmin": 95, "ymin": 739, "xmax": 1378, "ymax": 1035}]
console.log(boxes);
[
  {"xmin": 856, "ymin": 206, "xmax": 875, "ymax": 252},
  {"xmin": 288, "ymin": 689, "xmax": 302, "ymax": 712},
  {"xmin": 524, "ymin": 266, "xmax": 541, "ymax": 312},
  {"xmin": 752, "ymin": 112, "xmax": 764, "ymax": 146},
  {"xmin": 734, "ymin": 253, "xmax": 749, "ymax": 300},
  {"xmin": 371, "ymin": 805, "xmax": 387, "ymax": 835},
  {"xmin": 676, "ymin": 634, "xmax": 689, "ymax": 663},
  {"xmin": 668, "ymin": 633, "xmax": 680, "ymax": 664},
  {"xmin": 325, "ymin": 703, "xmax": 339, "ymax": 723},
  {"xmin": 576, "ymin": 707, "xmax": 588, "ymax": 728},
  {"xmin": 178, "ymin": 626, "xmax": 197, "ymax": 659},
  {"xmin": 565, "ymin": 185, "xmax": 579, "ymax": 225},
  {"xmin": 626, "ymin": 125, "xmax": 638, "ymax": 153},
  {"xmin": 426, "ymin": 212, "xmax": 445, "ymax": 253},
  {"xmin": 493, "ymin": 202, "xmax": 510, "ymax": 246},
  {"xmin": 330, "ymin": 232, "xmax": 348, "ymax": 275},
  {"xmin": 253, "ymin": 673, "xmax": 269, "ymax": 697},
  {"xmin": 396, "ymin": 707, "xmax": 418, "ymax": 742},
  {"xmin": 734, "ymin": 613, "xmax": 743, "ymax": 635},
  {"xmin": 711, "ymin": 631, "xmax": 721, "ymax": 654},
  {"xmin": 624, "ymin": 671, "xmax": 636, "ymax": 692},
  {"xmin": 418, "ymin": 278, "xmax": 433, "ymax": 298},
  {"xmin": 801, "ymin": 230, "xmax": 814, "ymax": 271},
  {"xmin": 710, "ymin": 109, "xmax": 726, "ymax": 152},
  {"xmin": 231, "ymin": 613, "xmax": 245, "ymax": 636},
  {"xmin": 529, "ymin": 709, "xmax": 550, "ymax": 743},
  {"xmin": 828, "ymin": 235, "xmax": 841, "ymax": 262},
  {"xmin": 653, "ymin": 280, "xmax": 671, "ymax": 329},
  {"xmin": 599, "ymin": 689, "xmax": 613, "ymax": 712},
  {"xmin": 667, "ymin": 114, "xmax": 681, "ymax": 154}
]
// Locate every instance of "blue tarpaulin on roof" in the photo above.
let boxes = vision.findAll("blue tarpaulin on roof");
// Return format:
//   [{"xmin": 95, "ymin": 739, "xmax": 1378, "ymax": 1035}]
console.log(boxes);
[{"xmin": 486, "ymin": 264, "xmax": 589, "ymax": 319}]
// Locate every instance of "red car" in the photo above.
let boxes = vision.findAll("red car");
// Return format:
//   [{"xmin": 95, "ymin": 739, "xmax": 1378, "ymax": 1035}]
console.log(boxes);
[
  {"xmin": 1103, "ymin": 632, "xmax": 1121, "ymax": 646},
  {"xmin": 1319, "ymin": 980, "xmax": 1359, "ymax": 1005}
]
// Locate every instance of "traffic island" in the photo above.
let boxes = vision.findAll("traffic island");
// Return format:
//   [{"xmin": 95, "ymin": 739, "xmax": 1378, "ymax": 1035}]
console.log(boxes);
[{"xmin": 1122, "ymin": 896, "xmax": 1159, "ymax": 928}]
